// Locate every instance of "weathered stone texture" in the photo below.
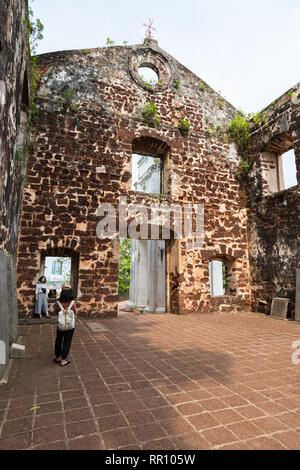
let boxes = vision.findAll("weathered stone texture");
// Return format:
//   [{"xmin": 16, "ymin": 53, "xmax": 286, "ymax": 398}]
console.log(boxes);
[
  {"xmin": 247, "ymin": 85, "xmax": 300, "ymax": 317},
  {"xmin": 16, "ymin": 43, "xmax": 251, "ymax": 317},
  {"xmin": 0, "ymin": 0, "xmax": 28, "ymax": 255},
  {"xmin": 0, "ymin": 0, "xmax": 28, "ymax": 377}
]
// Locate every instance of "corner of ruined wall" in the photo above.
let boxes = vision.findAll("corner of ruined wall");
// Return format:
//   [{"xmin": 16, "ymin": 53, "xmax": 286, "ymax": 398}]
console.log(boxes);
[{"xmin": 246, "ymin": 84, "xmax": 300, "ymax": 318}]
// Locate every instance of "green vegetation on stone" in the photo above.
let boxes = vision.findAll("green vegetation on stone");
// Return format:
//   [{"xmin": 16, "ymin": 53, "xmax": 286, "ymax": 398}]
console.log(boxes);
[
  {"xmin": 178, "ymin": 118, "xmax": 191, "ymax": 136},
  {"xmin": 141, "ymin": 101, "xmax": 160, "ymax": 128},
  {"xmin": 23, "ymin": 2, "xmax": 44, "ymax": 125}
]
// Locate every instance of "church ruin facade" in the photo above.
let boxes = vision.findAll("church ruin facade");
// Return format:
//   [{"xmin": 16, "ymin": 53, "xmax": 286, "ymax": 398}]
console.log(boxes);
[
  {"xmin": 15, "ymin": 39, "xmax": 299, "ymax": 319},
  {"xmin": 16, "ymin": 40, "xmax": 253, "ymax": 318}
]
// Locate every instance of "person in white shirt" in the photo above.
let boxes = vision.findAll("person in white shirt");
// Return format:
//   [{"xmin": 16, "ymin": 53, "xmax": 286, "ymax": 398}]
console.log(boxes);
[
  {"xmin": 53, "ymin": 284, "xmax": 77, "ymax": 366},
  {"xmin": 35, "ymin": 276, "xmax": 50, "ymax": 319}
]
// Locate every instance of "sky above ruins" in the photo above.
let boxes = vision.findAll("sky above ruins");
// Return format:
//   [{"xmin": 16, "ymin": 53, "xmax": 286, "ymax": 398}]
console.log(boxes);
[{"xmin": 32, "ymin": 0, "xmax": 299, "ymax": 187}]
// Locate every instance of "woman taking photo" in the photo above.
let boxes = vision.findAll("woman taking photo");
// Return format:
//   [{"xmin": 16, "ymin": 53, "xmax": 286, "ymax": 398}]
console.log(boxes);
[
  {"xmin": 35, "ymin": 276, "xmax": 50, "ymax": 319},
  {"xmin": 53, "ymin": 283, "xmax": 77, "ymax": 367}
]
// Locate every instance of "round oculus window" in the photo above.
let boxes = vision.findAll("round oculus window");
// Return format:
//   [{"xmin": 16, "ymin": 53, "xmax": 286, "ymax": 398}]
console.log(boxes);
[{"xmin": 128, "ymin": 47, "xmax": 173, "ymax": 92}]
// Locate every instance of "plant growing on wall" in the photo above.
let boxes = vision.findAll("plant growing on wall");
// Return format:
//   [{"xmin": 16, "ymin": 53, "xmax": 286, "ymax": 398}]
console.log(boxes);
[
  {"xmin": 138, "ymin": 74, "xmax": 154, "ymax": 91},
  {"xmin": 204, "ymin": 117, "xmax": 228, "ymax": 141},
  {"xmin": 226, "ymin": 111, "xmax": 253, "ymax": 181},
  {"xmin": 62, "ymin": 89, "xmax": 79, "ymax": 113},
  {"xmin": 198, "ymin": 83, "xmax": 206, "ymax": 94},
  {"xmin": 23, "ymin": 2, "xmax": 44, "ymax": 124},
  {"xmin": 217, "ymin": 97, "xmax": 226, "ymax": 108},
  {"xmin": 17, "ymin": 3, "xmax": 44, "ymax": 187},
  {"xmin": 178, "ymin": 118, "xmax": 190, "ymax": 136},
  {"xmin": 106, "ymin": 37, "xmax": 115, "ymax": 46},
  {"xmin": 26, "ymin": 5, "xmax": 44, "ymax": 52},
  {"xmin": 227, "ymin": 112, "xmax": 251, "ymax": 152},
  {"xmin": 141, "ymin": 101, "xmax": 160, "ymax": 128},
  {"xmin": 226, "ymin": 110, "xmax": 269, "ymax": 181},
  {"xmin": 153, "ymin": 157, "xmax": 161, "ymax": 166}
]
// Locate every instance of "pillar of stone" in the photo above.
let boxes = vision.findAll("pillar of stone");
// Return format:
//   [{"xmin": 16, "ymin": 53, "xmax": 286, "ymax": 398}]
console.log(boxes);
[{"xmin": 143, "ymin": 240, "xmax": 166, "ymax": 314}]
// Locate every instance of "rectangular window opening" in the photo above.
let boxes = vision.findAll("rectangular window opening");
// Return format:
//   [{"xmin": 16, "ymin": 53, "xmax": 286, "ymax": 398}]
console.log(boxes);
[
  {"xmin": 131, "ymin": 153, "xmax": 162, "ymax": 194},
  {"xmin": 279, "ymin": 149, "xmax": 297, "ymax": 190},
  {"xmin": 209, "ymin": 260, "xmax": 226, "ymax": 297}
]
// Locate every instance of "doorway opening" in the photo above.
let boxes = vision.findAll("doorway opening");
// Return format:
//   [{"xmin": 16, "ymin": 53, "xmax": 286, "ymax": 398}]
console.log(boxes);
[
  {"xmin": 118, "ymin": 238, "xmax": 132, "ymax": 312},
  {"xmin": 118, "ymin": 238, "xmax": 166, "ymax": 315},
  {"xmin": 39, "ymin": 249, "xmax": 79, "ymax": 301}
]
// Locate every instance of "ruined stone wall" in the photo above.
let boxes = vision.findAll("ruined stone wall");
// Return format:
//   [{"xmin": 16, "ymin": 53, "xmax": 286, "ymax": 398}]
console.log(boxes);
[
  {"xmin": 16, "ymin": 41, "xmax": 251, "ymax": 317},
  {"xmin": 0, "ymin": 0, "xmax": 28, "ymax": 255},
  {"xmin": 0, "ymin": 0, "xmax": 28, "ymax": 376},
  {"xmin": 247, "ymin": 85, "xmax": 300, "ymax": 317}
]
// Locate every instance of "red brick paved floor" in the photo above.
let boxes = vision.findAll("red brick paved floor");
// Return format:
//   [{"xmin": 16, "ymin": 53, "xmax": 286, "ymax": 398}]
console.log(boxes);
[{"xmin": 1, "ymin": 310, "xmax": 300, "ymax": 450}]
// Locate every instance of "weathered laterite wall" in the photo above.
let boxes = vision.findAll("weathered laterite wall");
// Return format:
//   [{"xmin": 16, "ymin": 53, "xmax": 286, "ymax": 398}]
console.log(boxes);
[
  {"xmin": 247, "ymin": 86, "xmax": 300, "ymax": 317},
  {"xmin": 16, "ymin": 40, "xmax": 251, "ymax": 317},
  {"xmin": 0, "ymin": 0, "xmax": 28, "ymax": 377},
  {"xmin": 0, "ymin": 0, "xmax": 28, "ymax": 255}
]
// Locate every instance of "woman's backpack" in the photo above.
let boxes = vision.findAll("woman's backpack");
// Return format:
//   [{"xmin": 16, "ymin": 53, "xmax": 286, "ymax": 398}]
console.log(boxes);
[{"xmin": 57, "ymin": 301, "xmax": 75, "ymax": 331}]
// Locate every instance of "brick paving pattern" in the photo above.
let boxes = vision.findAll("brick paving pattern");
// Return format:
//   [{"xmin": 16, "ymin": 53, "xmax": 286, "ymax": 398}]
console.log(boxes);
[{"xmin": 1, "ymin": 309, "xmax": 300, "ymax": 450}]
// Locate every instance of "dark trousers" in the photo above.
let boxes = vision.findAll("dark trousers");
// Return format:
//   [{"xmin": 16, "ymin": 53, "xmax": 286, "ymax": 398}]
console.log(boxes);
[{"xmin": 54, "ymin": 328, "xmax": 74, "ymax": 360}]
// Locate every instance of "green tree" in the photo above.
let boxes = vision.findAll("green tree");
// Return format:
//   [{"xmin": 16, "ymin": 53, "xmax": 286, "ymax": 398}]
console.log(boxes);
[
  {"xmin": 118, "ymin": 239, "xmax": 131, "ymax": 294},
  {"xmin": 23, "ymin": 1, "xmax": 44, "ymax": 124}
]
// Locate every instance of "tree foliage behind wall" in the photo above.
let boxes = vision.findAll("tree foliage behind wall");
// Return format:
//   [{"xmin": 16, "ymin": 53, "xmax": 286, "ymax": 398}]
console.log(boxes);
[{"xmin": 118, "ymin": 239, "xmax": 131, "ymax": 294}]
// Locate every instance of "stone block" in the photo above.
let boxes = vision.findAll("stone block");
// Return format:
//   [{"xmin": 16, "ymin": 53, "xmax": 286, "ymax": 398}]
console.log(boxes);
[
  {"xmin": 270, "ymin": 297, "xmax": 289, "ymax": 320},
  {"xmin": 86, "ymin": 322, "xmax": 109, "ymax": 333},
  {"xmin": 96, "ymin": 166, "xmax": 106, "ymax": 174},
  {"xmin": 10, "ymin": 343, "xmax": 25, "ymax": 359}
]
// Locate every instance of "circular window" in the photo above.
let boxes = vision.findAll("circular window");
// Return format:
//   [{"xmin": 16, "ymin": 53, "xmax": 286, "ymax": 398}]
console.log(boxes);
[
  {"xmin": 138, "ymin": 66, "xmax": 159, "ymax": 85},
  {"xmin": 128, "ymin": 47, "xmax": 173, "ymax": 92}
]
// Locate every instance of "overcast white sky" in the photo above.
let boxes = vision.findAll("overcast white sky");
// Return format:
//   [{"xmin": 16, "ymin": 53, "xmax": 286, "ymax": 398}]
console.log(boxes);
[{"xmin": 32, "ymin": 0, "xmax": 299, "ymax": 187}]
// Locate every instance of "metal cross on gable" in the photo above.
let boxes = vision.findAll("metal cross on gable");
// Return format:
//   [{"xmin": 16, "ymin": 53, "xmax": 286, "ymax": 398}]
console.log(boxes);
[{"xmin": 143, "ymin": 18, "xmax": 156, "ymax": 39}]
